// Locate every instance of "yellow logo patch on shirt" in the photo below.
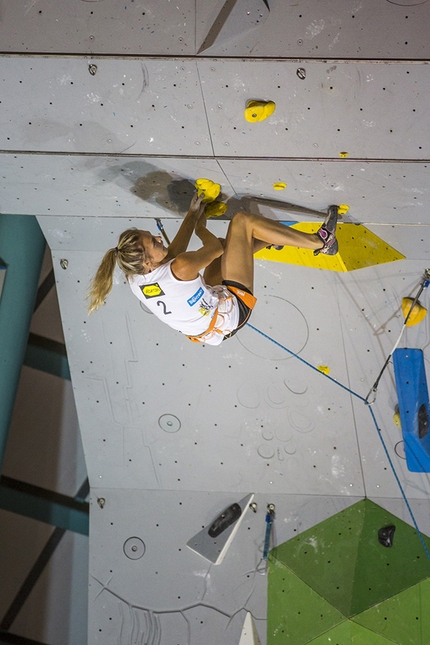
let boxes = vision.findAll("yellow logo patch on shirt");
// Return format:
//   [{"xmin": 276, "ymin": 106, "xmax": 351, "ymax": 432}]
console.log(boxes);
[{"xmin": 140, "ymin": 283, "xmax": 165, "ymax": 299}]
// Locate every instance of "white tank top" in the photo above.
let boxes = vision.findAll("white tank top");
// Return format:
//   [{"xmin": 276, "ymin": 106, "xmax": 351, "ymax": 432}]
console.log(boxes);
[{"xmin": 128, "ymin": 260, "xmax": 240, "ymax": 346}]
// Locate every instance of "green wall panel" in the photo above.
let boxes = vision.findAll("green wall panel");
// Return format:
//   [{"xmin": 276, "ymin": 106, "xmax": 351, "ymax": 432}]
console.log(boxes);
[
  {"xmin": 269, "ymin": 500, "xmax": 430, "ymax": 617},
  {"xmin": 267, "ymin": 557, "xmax": 344, "ymax": 645},
  {"xmin": 307, "ymin": 620, "xmax": 399, "ymax": 645},
  {"xmin": 268, "ymin": 500, "xmax": 430, "ymax": 645},
  {"xmin": 270, "ymin": 501, "xmax": 364, "ymax": 617},
  {"xmin": 351, "ymin": 502, "xmax": 430, "ymax": 615},
  {"xmin": 353, "ymin": 577, "xmax": 430, "ymax": 645}
]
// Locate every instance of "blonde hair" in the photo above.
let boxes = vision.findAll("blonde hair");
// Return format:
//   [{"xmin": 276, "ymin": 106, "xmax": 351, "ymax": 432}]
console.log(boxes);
[{"xmin": 87, "ymin": 228, "xmax": 147, "ymax": 314}]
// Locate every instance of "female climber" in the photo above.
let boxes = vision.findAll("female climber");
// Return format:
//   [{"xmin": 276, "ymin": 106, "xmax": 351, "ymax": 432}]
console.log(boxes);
[{"xmin": 87, "ymin": 194, "xmax": 339, "ymax": 346}]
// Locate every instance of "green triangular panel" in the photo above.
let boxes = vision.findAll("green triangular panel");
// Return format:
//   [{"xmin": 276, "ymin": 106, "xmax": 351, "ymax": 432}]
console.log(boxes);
[
  {"xmin": 267, "ymin": 557, "xmax": 345, "ymax": 645},
  {"xmin": 307, "ymin": 619, "xmax": 400, "ymax": 645},
  {"xmin": 351, "ymin": 502, "xmax": 430, "ymax": 615},
  {"xmin": 352, "ymin": 577, "xmax": 430, "ymax": 645},
  {"xmin": 270, "ymin": 500, "xmax": 430, "ymax": 618},
  {"xmin": 270, "ymin": 500, "xmax": 366, "ymax": 617}
]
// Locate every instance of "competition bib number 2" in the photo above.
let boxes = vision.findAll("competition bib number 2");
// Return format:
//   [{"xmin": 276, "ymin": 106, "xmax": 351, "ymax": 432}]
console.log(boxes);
[{"xmin": 157, "ymin": 300, "xmax": 172, "ymax": 316}]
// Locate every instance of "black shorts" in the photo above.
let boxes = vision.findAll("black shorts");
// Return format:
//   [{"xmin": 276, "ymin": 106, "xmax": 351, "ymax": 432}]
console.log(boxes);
[{"xmin": 222, "ymin": 280, "xmax": 254, "ymax": 340}]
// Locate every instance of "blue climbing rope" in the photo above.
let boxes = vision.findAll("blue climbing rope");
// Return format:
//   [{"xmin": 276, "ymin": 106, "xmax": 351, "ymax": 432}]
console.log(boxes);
[
  {"xmin": 247, "ymin": 323, "xmax": 366, "ymax": 403},
  {"xmin": 247, "ymin": 322, "xmax": 430, "ymax": 562}
]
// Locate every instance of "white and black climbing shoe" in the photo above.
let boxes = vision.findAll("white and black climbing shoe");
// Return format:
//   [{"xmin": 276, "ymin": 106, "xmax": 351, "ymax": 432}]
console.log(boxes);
[{"xmin": 314, "ymin": 205, "xmax": 339, "ymax": 256}]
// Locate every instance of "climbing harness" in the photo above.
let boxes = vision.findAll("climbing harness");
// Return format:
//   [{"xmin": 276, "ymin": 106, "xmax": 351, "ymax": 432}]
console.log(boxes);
[
  {"xmin": 186, "ymin": 287, "xmax": 233, "ymax": 343},
  {"xmin": 225, "ymin": 285, "xmax": 257, "ymax": 311},
  {"xmin": 186, "ymin": 307, "xmax": 221, "ymax": 343},
  {"xmin": 186, "ymin": 286, "xmax": 255, "ymax": 343}
]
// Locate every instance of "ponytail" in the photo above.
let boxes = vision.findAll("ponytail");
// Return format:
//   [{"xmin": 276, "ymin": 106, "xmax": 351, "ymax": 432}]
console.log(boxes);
[
  {"xmin": 87, "ymin": 248, "xmax": 117, "ymax": 314},
  {"xmin": 87, "ymin": 228, "xmax": 147, "ymax": 314}
]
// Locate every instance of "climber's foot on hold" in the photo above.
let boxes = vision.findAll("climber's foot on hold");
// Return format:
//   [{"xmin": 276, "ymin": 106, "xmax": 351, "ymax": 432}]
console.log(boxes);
[{"xmin": 314, "ymin": 205, "xmax": 339, "ymax": 256}]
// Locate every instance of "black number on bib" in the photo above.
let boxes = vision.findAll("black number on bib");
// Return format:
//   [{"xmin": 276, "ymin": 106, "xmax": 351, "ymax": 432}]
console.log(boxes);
[{"xmin": 157, "ymin": 300, "xmax": 172, "ymax": 316}]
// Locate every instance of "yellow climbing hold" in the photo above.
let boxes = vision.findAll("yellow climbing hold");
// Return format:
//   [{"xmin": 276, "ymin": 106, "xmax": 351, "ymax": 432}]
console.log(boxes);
[
  {"xmin": 273, "ymin": 182, "xmax": 287, "ymax": 190},
  {"xmin": 244, "ymin": 100, "xmax": 276, "ymax": 123},
  {"xmin": 338, "ymin": 204, "xmax": 349, "ymax": 216},
  {"xmin": 339, "ymin": 151, "xmax": 349, "ymax": 158},
  {"xmin": 317, "ymin": 365, "xmax": 330, "ymax": 375},
  {"xmin": 393, "ymin": 410, "xmax": 402, "ymax": 428},
  {"xmin": 401, "ymin": 297, "xmax": 427, "ymax": 326},
  {"xmin": 205, "ymin": 201, "xmax": 228, "ymax": 218},
  {"xmin": 195, "ymin": 178, "xmax": 221, "ymax": 203}
]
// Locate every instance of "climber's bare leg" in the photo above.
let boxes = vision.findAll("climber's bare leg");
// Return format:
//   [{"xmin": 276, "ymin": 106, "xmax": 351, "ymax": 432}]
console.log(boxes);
[{"xmin": 221, "ymin": 211, "xmax": 323, "ymax": 291}]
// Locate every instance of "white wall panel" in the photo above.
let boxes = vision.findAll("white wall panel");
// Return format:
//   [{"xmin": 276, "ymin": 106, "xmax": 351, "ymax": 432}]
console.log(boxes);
[
  {"xmin": 198, "ymin": 0, "xmax": 430, "ymax": 59},
  {"xmin": 335, "ymin": 233, "xmax": 430, "ymax": 501},
  {"xmin": 219, "ymin": 159, "xmax": 430, "ymax": 225},
  {"xmin": 198, "ymin": 60, "xmax": 430, "ymax": 160},
  {"xmin": 2, "ymin": 154, "xmax": 430, "ymax": 225},
  {"xmin": 88, "ymin": 490, "xmax": 362, "ymax": 645},
  {"xmin": 89, "ymin": 490, "xmax": 267, "ymax": 645},
  {"xmin": 1, "ymin": 1, "xmax": 430, "ymax": 59},
  {"xmin": 45, "ymin": 238, "xmax": 364, "ymax": 497},
  {"xmin": 0, "ymin": 58, "xmax": 211, "ymax": 155},
  {"xmin": 37, "ymin": 213, "xmax": 367, "ymax": 497},
  {"xmin": 2, "ymin": 155, "xmax": 224, "ymax": 218},
  {"xmin": 36, "ymin": 214, "xmax": 430, "ymax": 506},
  {"xmin": 0, "ymin": 0, "xmax": 195, "ymax": 55},
  {"xmin": 1, "ymin": 58, "xmax": 429, "ymax": 160}
]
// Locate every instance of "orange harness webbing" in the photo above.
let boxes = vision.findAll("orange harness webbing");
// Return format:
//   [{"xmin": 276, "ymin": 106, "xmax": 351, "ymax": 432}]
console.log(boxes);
[
  {"xmin": 186, "ymin": 286, "xmax": 257, "ymax": 343},
  {"xmin": 186, "ymin": 308, "xmax": 220, "ymax": 343},
  {"xmin": 226, "ymin": 285, "xmax": 257, "ymax": 310}
]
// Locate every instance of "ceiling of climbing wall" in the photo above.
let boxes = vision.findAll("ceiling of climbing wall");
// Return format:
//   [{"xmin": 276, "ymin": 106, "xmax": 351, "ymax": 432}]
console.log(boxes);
[{"xmin": 2, "ymin": 1, "xmax": 430, "ymax": 643}]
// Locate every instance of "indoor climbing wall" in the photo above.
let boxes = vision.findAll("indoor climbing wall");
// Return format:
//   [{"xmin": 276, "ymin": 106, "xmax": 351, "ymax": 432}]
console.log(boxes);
[{"xmin": 2, "ymin": 1, "xmax": 430, "ymax": 644}]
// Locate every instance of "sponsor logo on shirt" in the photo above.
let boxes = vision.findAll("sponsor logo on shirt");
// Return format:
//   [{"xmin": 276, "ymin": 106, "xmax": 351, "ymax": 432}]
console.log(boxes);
[
  {"xmin": 187, "ymin": 287, "xmax": 204, "ymax": 306},
  {"xmin": 199, "ymin": 298, "xmax": 213, "ymax": 316},
  {"xmin": 140, "ymin": 283, "xmax": 165, "ymax": 299}
]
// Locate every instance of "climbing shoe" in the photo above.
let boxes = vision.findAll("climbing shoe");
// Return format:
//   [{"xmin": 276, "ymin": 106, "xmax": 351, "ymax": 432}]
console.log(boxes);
[{"xmin": 314, "ymin": 205, "xmax": 339, "ymax": 256}]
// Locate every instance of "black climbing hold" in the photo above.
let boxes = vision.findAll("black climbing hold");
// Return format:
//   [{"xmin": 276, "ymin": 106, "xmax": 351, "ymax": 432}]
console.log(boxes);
[
  {"xmin": 378, "ymin": 525, "xmax": 396, "ymax": 548},
  {"xmin": 208, "ymin": 503, "xmax": 242, "ymax": 538},
  {"xmin": 418, "ymin": 403, "xmax": 429, "ymax": 439}
]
